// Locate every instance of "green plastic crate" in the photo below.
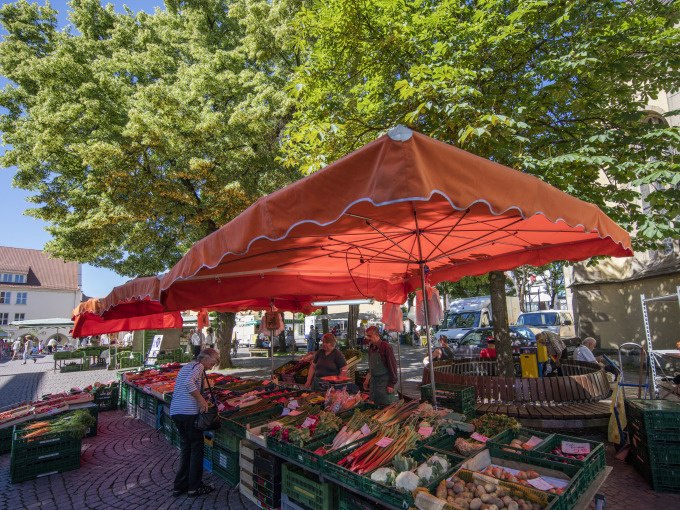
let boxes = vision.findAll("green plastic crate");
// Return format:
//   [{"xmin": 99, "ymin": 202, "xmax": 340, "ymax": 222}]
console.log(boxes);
[
  {"xmin": 267, "ymin": 432, "xmax": 335, "ymax": 472},
  {"xmin": 532, "ymin": 433, "xmax": 605, "ymax": 488},
  {"xmin": 0, "ymin": 426, "xmax": 14, "ymax": 454},
  {"xmin": 420, "ymin": 383, "xmax": 476, "ymax": 417},
  {"xmin": 212, "ymin": 446, "xmax": 240, "ymax": 486},
  {"xmin": 12, "ymin": 427, "xmax": 82, "ymax": 461},
  {"xmin": 487, "ymin": 427, "xmax": 551, "ymax": 454},
  {"xmin": 282, "ymin": 463, "xmax": 336, "ymax": 510},
  {"xmin": 10, "ymin": 450, "xmax": 80, "ymax": 483},
  {"xmin": 213, "ymin": 428, "xmax": 241, "ymax": 453},
  {"xmin": 93, "ymin": 386, "xmax": 119, "ymax": 411},
  {"xmin": 626, "ymin": 399, "xmax": 680, "ymax": 435},
  {"xmin": 337, "ymin": 489, "xmax": 377, "ymax": 510}
]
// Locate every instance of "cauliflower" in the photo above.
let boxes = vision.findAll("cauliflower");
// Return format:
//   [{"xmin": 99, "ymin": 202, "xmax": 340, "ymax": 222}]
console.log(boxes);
[
  {"xmin": 427, "ymin": 455, "xmax": 449, "ymax": 476},
  {"xmin": 395, "ymin": 471, "xmax": 420, "ymax": 492},
  {"xmin": 371, "ymin": 467, "xmax": 397, "ymax": 485},
  {"xmin": 416, "ymin": 463, "xmax": 434, "ymax": 482}
]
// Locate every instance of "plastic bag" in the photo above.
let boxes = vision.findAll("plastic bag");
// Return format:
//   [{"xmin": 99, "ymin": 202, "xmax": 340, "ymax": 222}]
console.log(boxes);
[
  {"xmin": 382, "ymin": 302, "xmax": 404, "ymax": 331},
  {"xmin": 415, "ymin": 285, "xmax": 443, "ymax": 326},
  {"xmin": 260, "ymin": 311, "xmax": 284, "ymax": 334}
]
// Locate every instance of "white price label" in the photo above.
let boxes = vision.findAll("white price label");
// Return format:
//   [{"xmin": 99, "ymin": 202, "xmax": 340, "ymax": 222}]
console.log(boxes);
[
  {"xmin": 561, "ymin": 441, "xmax": 591, "ymax": 455},
  {"xmin": 418, "ymin": 426, "xmax": 433, "ymax": 438},
  {"xmin": 360, "ymin": 423, "xmax": 371, "ymax": 436},
  {"xmin": 527, "ymin": 477, "xmax": 554, "ymax": 491},
  {"xmin": 446, "ymin": 428, "xmax": 456, "ymax": 436},
  {"xmin": 376, "ymin": 437, "xmax": 394, "ymax": 447},
  {"xmin": 288, "ymin": 400, "xmax": 299, "ymax": 410},
  {"xmin": 524, "ymin": 436, "xmax": 543, "ymax": 449},
  {"xmin": 301, "ymin": 417, "xmax": 316, "ymax": 429},
  {"xmin": 289, "ymin": 409, "xmax": 302, "ymax": 416}
]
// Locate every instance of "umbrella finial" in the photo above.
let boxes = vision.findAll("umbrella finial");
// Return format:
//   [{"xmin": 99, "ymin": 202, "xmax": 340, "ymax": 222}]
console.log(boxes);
[{"xmin": 388, "ymin": 125, "xmax": 413, "ymax": 141}]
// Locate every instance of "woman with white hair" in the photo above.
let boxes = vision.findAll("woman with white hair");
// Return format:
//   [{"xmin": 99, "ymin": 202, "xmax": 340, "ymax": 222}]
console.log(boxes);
[
  {"xmin": 574, "ymin": 337, "xmax": 598, "ymax": 363},
  {"xmin": 169, "ymin": 348, "xmax": 219, "ymax": 497}
]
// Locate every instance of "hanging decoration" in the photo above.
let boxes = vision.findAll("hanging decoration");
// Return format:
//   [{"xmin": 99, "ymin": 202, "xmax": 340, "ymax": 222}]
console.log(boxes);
[
  {"xmin": 262, "ymin": 308, "xmax": 284, "ymax": 334},
  {"xmin": 415, "ymin": 285, "xmax": 444, "ymax": 326},
  {"xmin": 197, "ymin": 308, "xmax": 210, "ymax": 330},
  {"xmin": 382, "ymin": 302, "xmax": 404, "ymax": 332}
]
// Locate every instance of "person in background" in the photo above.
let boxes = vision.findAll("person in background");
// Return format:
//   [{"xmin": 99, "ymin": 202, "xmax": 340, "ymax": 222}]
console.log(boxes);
[
  {"xmin": 307, "ymin": 325, "xmax": 316, "ymax": 353},
  {"xmin": 432, "ymin": 335, "xmax": 455, "ymax": 361},
  {"xmin": 363, "ymin": 326, "xmax": 398, "ymax": 406},
  {"xmin": 305, "ymin": 333, "xmax": 348, "ymax": 390},
  {"xmin": 285, "ymin": 328, "xmax": 295, "ymax": 352},
  {"xmin": 47, "ymin": 337, "xmax": 58, "ymax": 354},
  {"xmin": 100, "ymin": 334, "xmax": 109, "ymax": 346},
  {"xmin": 204, "ymin": 327, "xmax": 214, "ymax": 349},
  {"xmin": 123, "ymin": 331, "xmax": 134, "ymax": 347},
  {"xmin": 169, "ymin": 348, "xmax": 219, "ymax": 497},
  {"xmin": 23, "ymin": 336, "xmax": 36, "ymax": 364},
  {"xmin": 536, "ymin": 331, "xmax": 566, "ymax": 375},
  {"xmin": 190, "ymin": 329, "xmax": 202, "ymax": 358},
  {"xmin": 479, "ymin": 338, "xmax": 497, "ymax": 359},
  {"xmin": 356, "ymin": 323, "xmax": 366, "ymax": 351},
  {"xmin": 574, "ymin": 337, "xmax": 620, "ymax": 380},
  {"xmin": 12, "ymin": 338, "xmax": 22, "ymax": 360}
]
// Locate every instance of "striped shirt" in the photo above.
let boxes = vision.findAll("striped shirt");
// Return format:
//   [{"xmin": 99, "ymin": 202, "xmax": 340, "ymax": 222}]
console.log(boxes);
[{"xmin": 169, "ymin": 362, "xmax": 204, "ymax": 416}]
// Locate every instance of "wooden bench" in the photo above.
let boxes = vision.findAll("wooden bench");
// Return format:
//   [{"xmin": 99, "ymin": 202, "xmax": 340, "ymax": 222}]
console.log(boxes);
[
  {"xmin": 424, "ymin": 359, "xmax": 613, "ymax": 429},
  {"xmin": 249, "ymin": 348, "xmax": 271, "ymax": 357}
]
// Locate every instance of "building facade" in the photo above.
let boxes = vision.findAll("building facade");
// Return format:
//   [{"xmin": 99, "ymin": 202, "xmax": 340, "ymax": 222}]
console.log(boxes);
[{"xmin": 0, "ymin": 246, "xmax": 82, "ymax": 343}]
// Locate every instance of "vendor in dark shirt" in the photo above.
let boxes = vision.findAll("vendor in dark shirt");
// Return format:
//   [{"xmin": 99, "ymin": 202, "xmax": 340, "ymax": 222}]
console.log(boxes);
[
  {"xmin": 305, "ymin": 333, "xmax": 347, "ymax": 390},
  {"xmin": 363, "ymin": 325, "xmax": 398, "ymax": 406},
  {"xmin": 432, "ymin": 335, "xmax": 455, "ymax": 361}
]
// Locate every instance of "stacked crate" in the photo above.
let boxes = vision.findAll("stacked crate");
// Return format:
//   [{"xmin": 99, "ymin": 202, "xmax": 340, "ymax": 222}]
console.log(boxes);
[
  {"xmin": 282, "ymin": 463, "xmax": 336, "ymax": 510},
  {"xmin": 626, "ymin": 399, "xmax": 680, "ymax": 493},
  {"xmin": 253, "ymin": 449, "xmax": 283, "ymax": 509},
  {"xmin": 10, "ymin": 427, "xmax": 82, "ymax": 483},
  {"xmin": 239, "ymin": 439, "xmax": 258, "ymax": 506},
  {"xmin": 212, "ymin": 428, "xmax": 240, "ymax": 487}
]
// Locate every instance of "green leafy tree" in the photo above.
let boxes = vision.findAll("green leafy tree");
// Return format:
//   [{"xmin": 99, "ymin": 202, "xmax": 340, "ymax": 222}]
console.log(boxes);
[
  {"xmin": 0, "ymin": 0, "xmax": 304, "ymax": 368},
  {"xmin": 282, "ymin": 0, "xmax": 680, "ymax": 376},
  {"xmin": 436, "ymin": 275, "xmax": 490, "ymax": 308}
]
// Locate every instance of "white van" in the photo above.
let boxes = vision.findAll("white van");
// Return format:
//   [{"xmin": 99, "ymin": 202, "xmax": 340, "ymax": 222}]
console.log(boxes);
[{"xmin": 515, "ymin": 310, "xmax": 579, "ymax": 345}]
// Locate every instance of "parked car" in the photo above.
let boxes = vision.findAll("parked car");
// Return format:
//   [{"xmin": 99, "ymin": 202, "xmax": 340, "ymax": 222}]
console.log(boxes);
[
  {"xmin": 451, "ymin": 325, "xmax": 543, "ymax": 357},
  {"xmin": 515, "ymin": 310, "xmax": 579, "ymax": 346}
]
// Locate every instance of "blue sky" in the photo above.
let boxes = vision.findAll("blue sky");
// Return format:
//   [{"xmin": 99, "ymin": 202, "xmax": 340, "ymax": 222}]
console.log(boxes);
[{"xmin": 1, "ymin": 0, "xmax": 164, "ymax": 298}]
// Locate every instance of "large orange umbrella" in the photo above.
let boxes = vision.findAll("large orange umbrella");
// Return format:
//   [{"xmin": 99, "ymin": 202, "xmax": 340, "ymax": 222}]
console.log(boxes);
[{"xmin": 158, "ymin": 126, "xmax": 632, "ymax": 399}]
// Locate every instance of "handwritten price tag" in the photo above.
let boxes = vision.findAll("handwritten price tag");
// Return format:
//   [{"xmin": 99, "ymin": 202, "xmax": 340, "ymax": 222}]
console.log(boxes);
[
  {"xmin": 288, "ymin": 400, "xmax": 299, "ymax": 410},
  {"xmin": 289, "ymin": 410, "xmax": 302, "ymax": 416},
  {"xmin": 561, "ymin": 441, "xmax": 591, "ymax": 455},
  {"xmin": 446, "ymin": 428, "xmax": 456, "ymax": 436},
  {"xmin": 301, "ymin": 417, "xmax": 316, "ymax": 429},
  {"xmin": 376, "ymin": 437, "xmax": 394, "ymax": 447},
  {"xmin": 527, "ymin": 477, "xmax": 554, "ymax": 491},
  {"xmin": 418, "ymin": 426, "xmax": 434, "ymax": 438},
  {"xmin": 470, "ymin": 432, "xmax": 489, "ymax": 443},
  {"xmin": 281, "ymin": 408, "xmax": 290, "ymax": 416},
  {"xmin": 360, "ymin": 423, "xmax": 371, "ymax": 436},
  {"xmin": 524, "ymin": 436, "xmax": 544, "ymax": 449}
]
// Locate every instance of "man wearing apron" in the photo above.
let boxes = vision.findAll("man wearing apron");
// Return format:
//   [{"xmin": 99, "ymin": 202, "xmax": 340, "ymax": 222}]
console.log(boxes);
[{"xmin": 363, "ymin": 326, "xmax": 398, "ymax": 406}]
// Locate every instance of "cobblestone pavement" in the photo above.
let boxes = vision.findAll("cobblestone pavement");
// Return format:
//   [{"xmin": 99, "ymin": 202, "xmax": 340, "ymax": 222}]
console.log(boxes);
[
  {"xmin": 2, "ymin": 348, "xmax": 679, "ymax": 509},
  {"xmin": 0, "ymin": 411, "xmax": 257, "ymax": 510}
]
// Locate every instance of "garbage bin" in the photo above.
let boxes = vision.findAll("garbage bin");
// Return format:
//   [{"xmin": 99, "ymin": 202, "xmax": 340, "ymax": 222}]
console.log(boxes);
[{"xmin": 519, "ymin": 349, "xmax": 538, "ymax": 378}]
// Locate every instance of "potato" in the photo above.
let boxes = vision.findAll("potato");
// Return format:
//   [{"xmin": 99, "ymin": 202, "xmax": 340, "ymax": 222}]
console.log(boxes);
[
  {"xmin": 506, "ymin": 503, "xmax": 519, "ymax": 510},
  {"xmin": 447, "ymin": 495, "xmax": 456, "ymax": 504},
  {"xmin": 480, "ymin": 494, "xmax": 491, "ymax": 503},
  {"xmin": 454, "ymin": 482, "xmax": 466, "ymax": 494},
  {"xmin": 469, "ymin": 498, "xmax": 483, "ymax": 510},
  {"xmin": 436, "ymin": 480, "xmax": 447, "ymax": 499},
  {"xmin": 488, "ymin": 505, "xmax": 499, "ymax": 510},
  {"xmin": 477, "ymin": 485, "xmax": 487, "ymax": 495},
  {"xmin": 448, "ymin": 489, "xmax": 454, "ymax": 497},
  {"xmin": 447, "ymin": 480, "xmax": 456, "ymax": 489},
  {"xmin": 484, "ymin": 483, "xmax": 496, "ymax": 493},
  {"xmin": 454, "ymin": 498, "xmax": 470, "ymax": 510},
  {"xmin": 467, "ymin": 483, "xmax": 477, "ymax": 491}
]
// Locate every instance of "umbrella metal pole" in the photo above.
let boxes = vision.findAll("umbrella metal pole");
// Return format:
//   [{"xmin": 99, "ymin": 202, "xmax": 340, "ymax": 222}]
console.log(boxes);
[
  {"xmin": 270, "ymin": 330, "xmax": 275, "ymax": 380},
  {"xmin": 396, "ymin": 330, "xmax": 403, "ymax": 395},
  {"xmin": 419, "ymin": 264, "xmax": 437, "ymax": 407}
]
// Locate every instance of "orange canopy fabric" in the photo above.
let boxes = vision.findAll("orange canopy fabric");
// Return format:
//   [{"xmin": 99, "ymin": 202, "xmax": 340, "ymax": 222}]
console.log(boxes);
[
  {"xmin": 159, "ymin": 126, "xmax": 631, "ymax": 307},
  {"xmin": 73, "ymin": 276, "xmax": 163, "ymax": 318},
  {"xmin": 71, "ymin": 311, "xmax": 183, "ymax": 337}
]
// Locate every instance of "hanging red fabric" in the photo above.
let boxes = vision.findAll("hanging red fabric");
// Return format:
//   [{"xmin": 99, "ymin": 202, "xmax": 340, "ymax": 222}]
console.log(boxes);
[{"xmin": 382, "ymin": 302, "xmax": 404, "ymax": 331}]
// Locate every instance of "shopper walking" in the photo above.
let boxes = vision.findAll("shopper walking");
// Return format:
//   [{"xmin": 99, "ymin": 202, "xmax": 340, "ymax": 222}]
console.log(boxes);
[
  {"xmin": 22, "ymin": 336, "xmax": 36, "ymax": 364},
  {"xmin": 170, "ymin": 348, "xmax": 219, "ymax": 497},
  {"xmin": 12, "ymin": 338, "xmax": 21, "ymax": 360}
]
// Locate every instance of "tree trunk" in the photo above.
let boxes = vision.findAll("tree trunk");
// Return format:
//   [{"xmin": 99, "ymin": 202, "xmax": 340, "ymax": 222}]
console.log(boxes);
[
  {"xmin": 347, "ymin": 304, "xmax": 359, "ymax": 348},
  {"xmin": 321, "ymin": 306, "xmax": 329, "ymax": 334},
  {"xmin": 215, "ymin": 311, "xmax": 235, "ymax": 369},
  {"xmin": 278, "ymin": 312, "xmax": 286, "ymax": 352},
  {"xmin": 489, "ymin": 271, "xmax": 513, "ymax": 377}
]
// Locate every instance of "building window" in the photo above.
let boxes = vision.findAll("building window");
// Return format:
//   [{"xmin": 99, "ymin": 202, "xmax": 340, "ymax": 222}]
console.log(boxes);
[
  {"xmin": 14, "ymin": 274, "xmax": 25, "ymax": 283},
  {"xmin": 0, "ymin": 292, "xmax": 11, "ymax": 304},
  {"xmin": 14, "ymin": 313, "xmax": 25, "ymax": 322},
  {"xmin": 0, "ymin": 313, "xmax": 7, "ymax": 325},
  {"xmin": 15, "ymin": 292, "xmax": 27, "ymax": 305},
  {"xmin": 1, "ymin": 274, "xmax": 11, "ymax": 283}
]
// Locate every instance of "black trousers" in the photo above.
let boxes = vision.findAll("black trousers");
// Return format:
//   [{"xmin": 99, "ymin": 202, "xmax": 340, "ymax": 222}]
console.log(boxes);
[
  {"xmin": 192, "ymin": 345, "xmax": 201, "ymax": 358},
  {"xmin": 172, "ymin": 414, "xmax": 204, "ymax": 492}
]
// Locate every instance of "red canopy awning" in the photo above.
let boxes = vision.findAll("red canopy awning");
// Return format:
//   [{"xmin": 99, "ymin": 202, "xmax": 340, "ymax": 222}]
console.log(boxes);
[
  {"xmin": 159, "ymin": 126, "xmax": 632, "ymax": 308},
  {"xmin": 71, "ymin": 311, "xmax": 183, "ymax": 337}
]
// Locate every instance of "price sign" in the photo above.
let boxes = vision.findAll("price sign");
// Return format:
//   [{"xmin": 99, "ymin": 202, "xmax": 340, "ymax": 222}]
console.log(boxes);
[
  {"xmin": 527, "ymin": 477, "xmax": 554, "ymax": 491},
  {"xmin": 376, "ymin": 437, "xmax": 394, "ymax": 447},
  {"xmin": 471, "ymin": 432, "xmax": 489, "ymax": 443},
  {"xmin": 524, "ymin": 436, "xmax": 544, "ymax": 449},
  {"xmin": 360, "ymin": 423, "xmax": 371, "ymax": 436},
  {"xmin": 418, "ymin": 426, "xmax": 434, "ymax": 438},
  {"xmin": 446, "ymin": 428, "xmax": 456, "ymax": 436},
  {"xmin": 288, "ymin": 400, "xmax": 299, "ymax": 410},
  {"xmin": 281, "ymin": 407, "xmax": 291, "ymax": 416},
  {"xmin": 561, "ymin": 441, "xmax": 591, "ymax": 455},
  {"xmin": 289, "ymin": 410, "xmax": 302, "ymax": 416},
  {"xmin": 301, "ymin": 417, "xmax": 317, "ymax": 429}
]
